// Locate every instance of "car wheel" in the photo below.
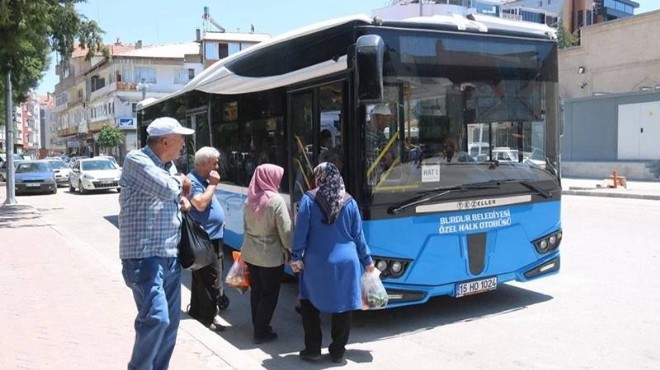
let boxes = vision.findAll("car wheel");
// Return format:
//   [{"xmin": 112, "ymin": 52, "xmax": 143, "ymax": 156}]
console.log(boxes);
[
  {"xmin": 52, "ymin": 187, "xmax": 58, "ymax": 194},
  {"xmin": 79, "ymin": 180, "xmax": 87, "ymax": 194},
  {"xmin": 116, "ymin": 187, "xmax": 121, "ymax": 193},
  {"xmin": 69, "ymin": 181, "xmax": 75, "ymax": 192},
  {"xmin": 0, "ymin": 174, "xmax": 5, "ymax": 182}
]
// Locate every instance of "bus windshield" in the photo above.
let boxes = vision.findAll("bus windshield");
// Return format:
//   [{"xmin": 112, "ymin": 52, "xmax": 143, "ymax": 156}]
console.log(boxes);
[{"xmin": 362, "ymin": 29, "xmax": 559, "ymax": 207}]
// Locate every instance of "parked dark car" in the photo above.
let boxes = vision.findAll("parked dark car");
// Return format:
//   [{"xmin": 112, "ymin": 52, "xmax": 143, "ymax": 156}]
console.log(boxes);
[{"xmin": 14, "ymin": 160, "xmax": 57, "ymax": 195}]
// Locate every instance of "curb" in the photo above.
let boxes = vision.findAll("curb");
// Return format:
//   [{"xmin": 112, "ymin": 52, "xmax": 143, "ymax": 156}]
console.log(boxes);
[{"xmin": 562, "ymin": 189, "xmax": 660, "ymax": 200}]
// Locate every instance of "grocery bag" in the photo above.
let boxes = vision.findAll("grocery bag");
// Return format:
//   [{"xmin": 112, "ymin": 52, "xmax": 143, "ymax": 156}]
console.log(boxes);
[
  {"xmin": 225, "ymin": 251, "xmax": 250, "ymax": 293},
  {"xmin": 360, "ymin": 269, "xmax": 388, "ymax": 310}
]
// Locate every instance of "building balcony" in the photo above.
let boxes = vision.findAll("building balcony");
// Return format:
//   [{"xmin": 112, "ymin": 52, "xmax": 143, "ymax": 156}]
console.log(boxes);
[
  {"xmin": 57, "ymin": 127, "xmax": 78, "ymax": 137},
  {"xmin": 89, "ymin": 120, "xmax": 113, "ymax": 132},
  {"xmin": 90, "ymin": 81, "xmax": 143, "ymax": 101}
]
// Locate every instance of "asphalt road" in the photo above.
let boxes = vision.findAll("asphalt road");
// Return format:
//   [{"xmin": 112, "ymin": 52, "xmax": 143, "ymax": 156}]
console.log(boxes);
[{"xmin": 7, "ymin": 188, "xmax": 660, "ymax": 369}]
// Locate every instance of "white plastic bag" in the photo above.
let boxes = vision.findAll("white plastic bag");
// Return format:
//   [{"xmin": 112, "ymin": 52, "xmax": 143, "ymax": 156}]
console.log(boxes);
[{"xmin": 360, "ymin": 269, "xmax": 388, "ymax": 310}]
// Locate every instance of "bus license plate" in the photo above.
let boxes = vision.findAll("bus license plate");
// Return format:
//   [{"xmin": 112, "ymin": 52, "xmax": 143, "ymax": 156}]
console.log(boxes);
[{"xmin": 455, "ymin": 277, "xmax": 497, "ymax": 297}]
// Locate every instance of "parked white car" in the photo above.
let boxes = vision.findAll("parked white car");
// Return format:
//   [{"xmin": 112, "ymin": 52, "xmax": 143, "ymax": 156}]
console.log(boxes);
[
  {"xmin": 44, "ymin": 159, "xmax": 72, "ymax": 187},
  {"xmin": 69, "ymin": 158, "xmax": 121, "ymax": 194}
]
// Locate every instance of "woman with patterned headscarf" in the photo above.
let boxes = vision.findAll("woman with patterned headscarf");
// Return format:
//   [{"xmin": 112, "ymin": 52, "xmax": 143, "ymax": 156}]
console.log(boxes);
[
  {"xmin": 240, "ymin": 164, "xmax": 292, "ymax": 344},
  {"xmin": 290, "ymin": 162, "xmax": 375, "ymax": 364}
]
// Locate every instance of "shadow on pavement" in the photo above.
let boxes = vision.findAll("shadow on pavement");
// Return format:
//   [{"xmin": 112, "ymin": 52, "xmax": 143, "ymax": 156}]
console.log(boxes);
[
  {"xmin": 0, "ymin": 205, "xmax": 45, "ymax": 229},
  {"xmin": 104, "ymin": 215, "xmax": 119, "ymax": 228},
  {"xmin": 176, "ymin": 246, "xmax": 553, "ymax": 369}
]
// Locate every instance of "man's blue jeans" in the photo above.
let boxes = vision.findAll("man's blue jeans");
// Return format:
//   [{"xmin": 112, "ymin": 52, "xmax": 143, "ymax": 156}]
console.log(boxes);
[{"xmin": 122, "ymin": 257, "xmax": 181, "ymax": 370}]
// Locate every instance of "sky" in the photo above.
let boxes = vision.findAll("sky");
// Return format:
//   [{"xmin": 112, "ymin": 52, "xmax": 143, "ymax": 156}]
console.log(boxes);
[{"xmin": 36, "ymin": 0, "xmax": 659, "ymax": 95}]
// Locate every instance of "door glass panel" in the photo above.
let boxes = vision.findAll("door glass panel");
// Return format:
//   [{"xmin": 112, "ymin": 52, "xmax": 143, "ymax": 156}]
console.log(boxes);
[
  {"xmin": 289, "ymin": 91, "xmax": 315, "ymax": 205},
  {"xmin": 318, "ymin": 82, "xmax": 344, "ymax": 173}
]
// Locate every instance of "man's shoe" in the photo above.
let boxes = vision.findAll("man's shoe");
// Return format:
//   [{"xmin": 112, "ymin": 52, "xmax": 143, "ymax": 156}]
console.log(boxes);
[
  {"xmin": 330, "ymin": 355, "xmax": 346, "ymax": 365},
  {"xmin": 299, "ymin": 349, "xmax": 322, "ymax": 362},
  {"xmin": 253, "ymin": 332, "xmax": 278, "ymax": 344},
  {"xmin": 207, "ymin": 323, "xmax": 226, "ymax": 332}
]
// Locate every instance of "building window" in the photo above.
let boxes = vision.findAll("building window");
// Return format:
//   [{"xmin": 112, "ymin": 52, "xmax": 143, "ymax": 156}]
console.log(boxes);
[
  {"xmin": 134, "ymin": 67, "xmax": 156, "ymax": 84},
  {"xmin": 577, "ymin": 10, "xmax": 584, "ymax": 27},
  {"xmin": 174, "ymin": 69, "xmax": 189, "ymax": 84},
  {"xmin": 132, "ymin": 103, "xmax": 138, "ymax": 113},
  {"xmin": 218, "ymin": 43, "xmax": 229, "ymax": 59},
  {"xmin": 205, "ymin": 42, "xmax": 219, "ymax": 59},
  {"xmin": 188, "ymin": 68, "xmax": 195, "ymax": 80}
]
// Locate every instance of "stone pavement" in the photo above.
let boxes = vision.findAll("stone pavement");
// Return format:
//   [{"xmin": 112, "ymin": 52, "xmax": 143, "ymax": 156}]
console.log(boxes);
[
  {"xmin": 561, "ymin": 177, "xmax": 660, "ymax": 200},
  {"xmin": 1, "ymin": 176, "xmax": 659, "ymax": 369},
  {"xmin": 0, "ymin": 191, "xmax": 261, "ymax": 370}
]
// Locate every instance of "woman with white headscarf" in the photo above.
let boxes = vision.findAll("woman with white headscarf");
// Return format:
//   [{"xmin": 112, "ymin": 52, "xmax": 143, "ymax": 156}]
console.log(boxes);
[
  {"xmin": 291, "ymin": 162, "xmax": 375, "ymax": 364},
  {"xmin": 240, "ymin": 164, "xmax": 292, "ymax": 344}
]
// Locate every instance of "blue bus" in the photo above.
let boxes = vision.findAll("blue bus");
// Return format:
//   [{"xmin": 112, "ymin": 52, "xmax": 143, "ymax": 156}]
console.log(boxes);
[{"xmin": 141, "ymin": 14, "xmax": 562, "ymax": 308}]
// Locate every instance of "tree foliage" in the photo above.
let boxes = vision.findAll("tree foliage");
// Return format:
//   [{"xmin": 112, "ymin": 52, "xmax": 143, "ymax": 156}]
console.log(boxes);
[
  {"xmin": 557, "ymin": 21, "xmax": 579, "ymax": 49},
  {"xmin": 97, "ymin": 125, "xmax": 124, "ymax": 149},
  {"xmin": 0, "ymin": 0, "xmax": 107, "ymax": 123}
]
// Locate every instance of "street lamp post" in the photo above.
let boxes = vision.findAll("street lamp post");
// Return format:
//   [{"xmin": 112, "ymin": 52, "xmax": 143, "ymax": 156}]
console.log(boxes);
[{"xmin": 4, "ymin": 69, "xmax": 17, "ymax": 205}]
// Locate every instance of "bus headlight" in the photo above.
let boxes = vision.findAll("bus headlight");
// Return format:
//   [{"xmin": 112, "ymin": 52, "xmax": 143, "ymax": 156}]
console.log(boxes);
[
  {"xmin": 372, "ymin": 257, "xmax": 410, "ymax": 278},
  {"xmin": 533, "ymin": 229, "xmax": 563, "ymax": 254}
]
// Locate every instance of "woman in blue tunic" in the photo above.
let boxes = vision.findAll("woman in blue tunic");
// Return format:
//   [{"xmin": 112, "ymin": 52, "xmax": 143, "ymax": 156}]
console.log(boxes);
[{"xmin": 290, "ymin": 162, "xmax": 374, "ymax": 364}]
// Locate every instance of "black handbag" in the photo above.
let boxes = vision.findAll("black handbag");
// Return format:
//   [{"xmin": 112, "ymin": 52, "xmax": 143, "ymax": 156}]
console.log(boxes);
[{"xmin": 178, "ymin": 213, "xmax": 217, "ymax": 270}]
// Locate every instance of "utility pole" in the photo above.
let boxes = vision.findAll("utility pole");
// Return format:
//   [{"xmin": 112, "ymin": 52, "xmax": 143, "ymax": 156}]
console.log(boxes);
[{"xmin": 4, "ymin": 69, "xmax": 17, "ymax": 205}]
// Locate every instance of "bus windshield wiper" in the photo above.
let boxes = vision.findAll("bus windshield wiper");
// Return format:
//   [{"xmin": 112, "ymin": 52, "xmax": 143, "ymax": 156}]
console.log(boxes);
[
  {"xmin": 492, "ymin": 179, "xmax": 553, "ymax": 199},
  {"xmin": 388, "ymin": 181, "xmax": 501, "ymax": 215},
  {"xmin": 517, "ymin": 180, "xmax": 552, "ymax": 199}
]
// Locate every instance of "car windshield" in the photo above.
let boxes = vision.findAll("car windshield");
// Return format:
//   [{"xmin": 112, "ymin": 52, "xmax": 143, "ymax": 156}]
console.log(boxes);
[
  {"xmin": 16, "ymin": 162, "xmax": 50, "ymax": 173},
  {"xmin": 82, "ymin": 160, "xmax": 116, "ymax": 171},
  {"xmin": 48, "ymin": 161, "xmax": 68, "ymax": 169}
]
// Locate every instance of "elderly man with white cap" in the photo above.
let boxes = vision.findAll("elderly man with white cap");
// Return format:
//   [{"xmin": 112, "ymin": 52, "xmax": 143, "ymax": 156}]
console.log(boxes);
[
  {"xmin": 118, "ymin": 117, "xmax": 194, "ymax": 370},
  {"xmin": 366, "ymin": 103, "xmax": 394, "ymax": 184}
]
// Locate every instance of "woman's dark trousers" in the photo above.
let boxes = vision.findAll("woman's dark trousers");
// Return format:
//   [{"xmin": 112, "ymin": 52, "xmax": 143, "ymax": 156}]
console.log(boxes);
[
  {"xmin": 300, "ymin": 299, "xmax": 352, "ymax": 358},
  {"xmin": 246, "ymin": 263, "xmax": 284, "ymax": 339}
]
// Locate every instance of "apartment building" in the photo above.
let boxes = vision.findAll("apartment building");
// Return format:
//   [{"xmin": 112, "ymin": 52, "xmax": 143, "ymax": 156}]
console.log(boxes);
[
  {"xmin": 559, "ymin": 10, "xmax": 660, "ymax": 179},
  {"xmin": 39, "ymin": 94, "xmax": 60, "ymax": 157},
  {"xmin": 52, "ymin": 28, "xmax": 270, "ymax": 160},
  {"xmin": 373, "ymin": 0, "xmax": 503, "ymax": 19},
  {"xmin": 53, "ymin": 43, "xmax": 134, "ymax": 156},
  {"xmin": 15, "ymin": 91, "xmax": 41, "ymax": 157},
  {"xmin": 502, "ymin": 0, "xmax": 638, "ymax": 31},
  {"xmin": 83, "ymin": 42, "xmax": 204, "ymax": 157}
]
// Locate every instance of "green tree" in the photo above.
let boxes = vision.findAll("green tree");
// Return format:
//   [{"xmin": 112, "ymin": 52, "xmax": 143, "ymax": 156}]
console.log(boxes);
[
  {"xmin": 97, "ymin": 125, "xmax": 124, "ymax": 151},
  {"xmin": 0, "ymin": 0, "xmax": 108, "ymax": 123},
  {"xmin": 557, "ymin": 21, "xmax": 579, "ymax": 49}
]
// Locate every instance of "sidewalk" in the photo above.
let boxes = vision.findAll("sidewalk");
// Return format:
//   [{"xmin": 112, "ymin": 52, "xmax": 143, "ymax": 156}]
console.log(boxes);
[
  {"xmin": 0, "ymin": 191, "xmax": 261, "ymax": 369},
  {"xmin": 561, "ymin": 177, "xmax": 660, "ymax": 200}
]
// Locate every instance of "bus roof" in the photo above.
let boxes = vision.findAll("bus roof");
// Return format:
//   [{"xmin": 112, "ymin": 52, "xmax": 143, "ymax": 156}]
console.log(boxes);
[{"xmin": 142, "ymin": 12, "xmax": 555, "ymax": 109}]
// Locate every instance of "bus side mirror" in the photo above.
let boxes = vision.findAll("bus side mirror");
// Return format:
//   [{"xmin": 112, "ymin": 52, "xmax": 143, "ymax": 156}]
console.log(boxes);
[{"xmin": 355, "ymin": 35, "xmax": 385, "ymax": 103}]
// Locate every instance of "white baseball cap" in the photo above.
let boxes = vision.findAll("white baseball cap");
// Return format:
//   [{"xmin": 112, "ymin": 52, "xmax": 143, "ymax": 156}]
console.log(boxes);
[
  {"xmin": 370, "ymin": 104, "xmax": 392, "ymax": 116},
  {"xmin": 146, "ymin": 117, "xmax": 195, "ymax": 137}
]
